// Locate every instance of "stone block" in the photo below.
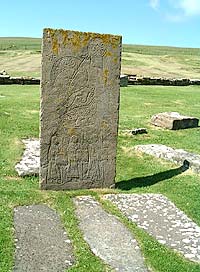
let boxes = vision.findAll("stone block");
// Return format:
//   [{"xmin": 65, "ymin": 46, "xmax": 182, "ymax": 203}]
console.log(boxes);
[
  {"xmin": 151, "ymin": 112, "xmax": 199, "ymax": 130},
  {"xmin": 40, "ymin": 28, "xmax": 122, "ymax": 190},
  {"xmin": 120, "ymin": 75, "xmax": 128, "ymax": 87}
]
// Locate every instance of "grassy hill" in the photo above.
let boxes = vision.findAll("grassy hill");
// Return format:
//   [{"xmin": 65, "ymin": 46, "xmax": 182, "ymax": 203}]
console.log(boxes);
[
  {"xmin": 122, "ymin": 44, "xmax": 200, "ymax": 78},
  {"xmin": 0, "ymin": 37, "xmax": 41, "ymax": 51},
  {"xmin": 0, "ymin": 37, "xmax": 200, "ymax": 78}
]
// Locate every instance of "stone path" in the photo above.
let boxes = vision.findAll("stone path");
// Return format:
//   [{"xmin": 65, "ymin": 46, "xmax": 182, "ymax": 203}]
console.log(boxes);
[
  {"xmin": 14, "ymin": 205, "xmax": 74, "ymax": 272},
  {"xmin": 15, "ymin": 139, "xmax": 39, "ymax": 176},
  {"xmin": 135, "ymin": 144, "xmax": 200, "ymax": 173},
  {"xmin": 103, "ymin": 193, "xmax": 200, "ymax": 262},
  {"xmin": 74, "ymin": 196, "xmax": 148, "ymax": 272}
]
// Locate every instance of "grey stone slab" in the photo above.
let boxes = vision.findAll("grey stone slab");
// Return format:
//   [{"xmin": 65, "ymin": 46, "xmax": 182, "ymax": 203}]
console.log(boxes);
[
  {"xmin": 104, "ymin": 194, "xmax": 200, "ymax": 262},
  {"xmin": 14, "ymin": 205, "xmax": 74, "ymax": 272},
  {"xmin": 15, "ymin": 139, "xmax": 40, "ymax": 176},
  {"xmin": 74, "ymin": 195, "xmax": 148, "ymax": 272},
  {"xmin": 151, "ymin": 112, "xmax": 199, "ymax": 130},
  {"xmin": 135, "ymin": 144, "xmax": 200, "ymax": 173},
  {"xmin": 40, "ymin": 28, "xmax": 122, "ymax": 190}
]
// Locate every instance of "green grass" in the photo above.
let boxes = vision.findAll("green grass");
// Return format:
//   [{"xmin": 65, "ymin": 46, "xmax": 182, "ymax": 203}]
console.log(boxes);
[
  {"xmin": 0, "ymin": 37, "xmax": 41, "ymax": 51},
  {"xmin": 123, "ymin": 44, "xmax": 200, "ymax": 56},
  {"xmin": 121, "ymin": 44, "xmax": 200, "ymax": 79},
  {"xmin": 1, "ymin": 84, "xmax": 200, "ymax": 271}
]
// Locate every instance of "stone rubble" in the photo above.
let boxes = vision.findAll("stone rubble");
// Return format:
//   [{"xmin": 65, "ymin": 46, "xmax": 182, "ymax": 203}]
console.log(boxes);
[
  {"xmin": 15, "ymin": 139, "xmax": 39, "ymax": 176},
  {"xmin": 104, "ymin": 193, "xmax": 200, "ymax": 262},
  {"xmin": 135, "ymin": 144, "xmax": 200, "ymax": 173}
]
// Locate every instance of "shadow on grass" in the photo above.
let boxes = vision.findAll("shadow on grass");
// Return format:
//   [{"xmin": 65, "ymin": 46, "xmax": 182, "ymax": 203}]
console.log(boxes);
[{"xmin": 116, "ymin": 160, "xmax": 189, "ymax": 190}]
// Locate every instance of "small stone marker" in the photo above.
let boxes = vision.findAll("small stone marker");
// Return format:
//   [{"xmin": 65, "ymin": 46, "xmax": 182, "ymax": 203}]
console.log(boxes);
[
  {"xmin": 120, "ymin": 74, "xmax": 128, "ymax": 87},
  {"xmin": 14, "ymin": 205, "xmax": 74, "ymax": 272},
  {"xmin": 40, "ymin": 28, "xmax": 122, "ymax": 190},
  {"xmin": 131, "ymin": 128, "xmax": 147, "ymax": 135},
  {"xmin": 74, "ymin": 196, "xmax": 148, "ymax": 271},
  {"xmin": 104, "ymin": 194, "xmax": 200, "ymax": 262},
  {"xmin": 151, "ymin": 112, "xmax": 199, "ymax": 130}
]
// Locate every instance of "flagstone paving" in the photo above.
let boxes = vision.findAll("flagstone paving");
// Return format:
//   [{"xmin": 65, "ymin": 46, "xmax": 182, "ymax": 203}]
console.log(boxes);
[
  {"xmin": 103, "ymin": 193, "xmax": 200, "ymax": 262},
  {"xmin": 74, "ymin": 196, "xmax": 148, "ymax": 272},
  {"xmin": 14, "ymin": 205, "xmax": 74, "ymax": 272}
]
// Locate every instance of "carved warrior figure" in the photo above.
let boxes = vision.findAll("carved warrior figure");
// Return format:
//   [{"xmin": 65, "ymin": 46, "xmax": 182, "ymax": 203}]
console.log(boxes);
[{"xmin": 40, "ymin": 28, "xmax": 121, "ymax": 190}]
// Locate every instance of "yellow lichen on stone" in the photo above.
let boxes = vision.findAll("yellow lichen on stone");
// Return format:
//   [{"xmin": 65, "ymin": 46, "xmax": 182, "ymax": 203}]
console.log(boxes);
[
  {"xmin": 68, "ymin": 127, "xmax": 76, "ymax": 136},
  {"xmin": 45, "ymin": 28, "xmax": 59, "ymax": 55},
  {"xmin": 113, "ymin": 57, "xmax": 118, "ymax": 64},
  {"xmin": 44, "ymin": 28, "xmax": 121, "ymax": 54},
  {"xmin": 71, "ymin": 31, "xmax": 82, "ymax": 51},
  {"xmin": 105, "ymin": 51, "xmax": 112, "ymax": 57},
  {"xmin": 111, "ymin": 36, "xmax": 121, "ymax": 49},
  {"xmin": 60, "ymin": 29, "xmax": 69, "ymax": 46},
  {"xmin": 101, "ymin": 120, "xmax": 109, "ymax": 129},
  {"xmin": 103, "ymin": 69, "xmax": 109, "ymax": 85}
]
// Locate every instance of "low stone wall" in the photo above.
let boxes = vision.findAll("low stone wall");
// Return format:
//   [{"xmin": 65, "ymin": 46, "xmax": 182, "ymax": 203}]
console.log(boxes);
[
  {"xmin": 127, "ymin": 75, "xmax": 200, "ymax": 86},
  {"xmin": 1, "ymin": 73, "xmax": 200, "ymax": 86},
  {"xmin": 0, "ymin": 75, "xmax": 40, "ymax": 85}
]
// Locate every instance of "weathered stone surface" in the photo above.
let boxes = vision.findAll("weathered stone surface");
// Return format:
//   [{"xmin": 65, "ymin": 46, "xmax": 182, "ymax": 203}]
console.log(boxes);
[
  {"xmin": 14, "ymin": 205, "xmax": 74, "ymax": 272},
  {"xmin": 74, "ymin": 196, "xmax": 148, "ymax": 271},
  {"xmin": 135, "ymin": 144, "xmax": 200, "ymax": 173},
  {"xmin": 40, "ymin": 28, "xmax": 121, "ymax": 190},
  {"xmin": 104, "ymin": 194, "xmax": 200, "ymax": 262},
  {"xmin": 15, "ymin": 139, "xmax": 40, "ymax": 176},
  {"xmin": 151, "ymin": 112, "xmax": 199, "ymax": 130}
]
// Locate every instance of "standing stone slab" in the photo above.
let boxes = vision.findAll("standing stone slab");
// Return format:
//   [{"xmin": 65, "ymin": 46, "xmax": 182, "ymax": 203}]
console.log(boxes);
[
  {"xmin": 151, "ymin": 112, "xmax": 199, "ymax": 130},
  {"xmin": 40, "ymin": 28, "xmax": 121, "ymax": 190},
  {"xmin": 14, "ymin": 205, "xmax": 74, "ymax": 272}
]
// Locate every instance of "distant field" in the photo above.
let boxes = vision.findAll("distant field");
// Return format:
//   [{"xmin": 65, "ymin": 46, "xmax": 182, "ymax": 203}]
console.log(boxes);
[
  {"xmin": 0, "ymin": 37, "xmax": 41, "ymax": 77},
  {"xmin": 0, "ymin": 37, "xmax": 200, "ymax": 78},
  {"xmin": 122, "ymin": 44, "xmax": 200, "ymax": 78},
  {"xmin": 0, "ymin": 37, "xmax": 41, "ymax": 51}
]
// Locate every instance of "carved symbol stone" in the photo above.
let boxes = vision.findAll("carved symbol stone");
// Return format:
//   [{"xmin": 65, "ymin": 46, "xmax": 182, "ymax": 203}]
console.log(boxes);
[{"xmin": 40, "ymin": 28, "xmax": 122, "ymax": 190}]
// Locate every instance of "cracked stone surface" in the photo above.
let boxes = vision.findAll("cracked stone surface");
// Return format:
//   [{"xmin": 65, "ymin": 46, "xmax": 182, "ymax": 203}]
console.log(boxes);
[
  {"xmin": 14, "ymin": 205, "xmax": 74, "ymax": 272},
  {"xmin": 15, "ymin": 139, "xmax": 39, "ymax": 176},
  {"xmin": 103, "ymin": 193, "xmax": 200, "ymax": 262},
  {"xmin": 74, "ymin": 196, "xmax": 148, "ymax": 272},
  {"xmin": 135, "ymin": 144, "xmax": 200, "ymax": 173}
]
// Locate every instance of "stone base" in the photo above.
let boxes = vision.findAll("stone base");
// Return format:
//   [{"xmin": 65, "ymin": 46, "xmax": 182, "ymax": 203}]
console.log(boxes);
[
  {"xmin": 151, "ymin": 112, "xmax": 199, "ymax": 130},
  {"xmin": 40, "ymin": 180, "xmax": 115, "ymax": 191}
]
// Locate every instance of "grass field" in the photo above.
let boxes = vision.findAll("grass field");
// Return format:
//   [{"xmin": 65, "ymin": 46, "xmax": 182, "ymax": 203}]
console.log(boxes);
[
  {"xmin": 0, "ymin": 37, "xmax": 200, "ymax": 79},
  {"xmin": 1, "ymin": 84, "xmax": 200, "ymax": 271}
]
